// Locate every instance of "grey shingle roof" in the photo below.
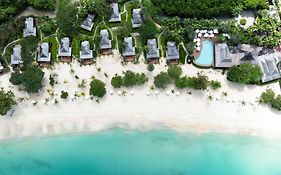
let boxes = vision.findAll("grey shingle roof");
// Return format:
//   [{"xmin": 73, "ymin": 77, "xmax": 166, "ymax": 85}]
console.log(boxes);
[
  {"xmin": 214, "ymin": 43, "xmax": 233, "ymax": 68},
  {"xmin": 58, "ymin": 37, "xmax": 72, "ymax": 57},
  {"xmin": 123, "ymin": 37, "xmax": 135, "ymax": 56},
  {"xmin": 81, "ymin": 14, "xmax": 95, "ymax": 31},
  {"xmin": 256, "ymin": 53, "xmax": 281, "ymax": 83},
  {"xmin": 147, "ymin": 39, "xmax": 159, "ymax": 59},
  {"xmin": 166, "ymin": 41, "xmax": 179, "ymax": 60},
  {"xmin": 109, "ymin": 3, "xmax": 121, "ymax": 22},
  {"xmin": 11, "ymin": 45, "xmax": 22, "ymax": 65},
  {"xmin": 100, "ymin": 29, "xmax": 112, "ymax": 49},
  {"xmin": 131, "ymin": 9, "xmax": 142, "ymax": 28},
  {"xmin": 38, "ymin": 42, "xmax": 51, "ymax": 62},
  {"xmin": 80, "ymin": 41, "xmax": 93, "ymax": 60},
  {"xmin": 23, "ymin": 17, "xmax": 36, "ymax": 37}
]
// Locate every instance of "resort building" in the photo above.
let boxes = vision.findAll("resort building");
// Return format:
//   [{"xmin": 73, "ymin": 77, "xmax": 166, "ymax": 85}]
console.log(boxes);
[
  {"xmin": 146, "ymin": 39, "xmax": 160, "ymax": 64},
  {"xmin": 58, "ymin": 37, "xmax": 72, "ymax": 62},
  {"xmin": 109, "ymin": 3, "xmax": 121, "ymax": 22},
  {"xmin": 81, "ymin": 14, "xmax": 95, "ymax": 31},
  {"xmin": 38, "ymin": 42, "xmax": 51, "ymax": 64},
  {"xmin": 215, "ymin": 43, "xmax": 262, "ymax": 68},
  {"xmin": 100, "ymin": 29, "xmax": 112, "ymax": 54},
  {"xmin": 214, "ymin": 43, "xmax": 233, "ymax": 68},
  {"xmin": 132, "ymin": 9, "xmax": 142, "ymax": 28},
  {"xmin": 166, "ymin": 41, "xmax": 179, "ymax": 64},
  {"xmin": 80, "ymin": 41, "xmax": 93, "ymax": 64},
  {"xmin": 256, "ymin": 53, "xmax": 281, "ymax": 83},
  {"xmin": 10, "ymin": 45, "xmax": 22, "ymax": 66},
  {"xmin": 123, "ymin": 37, "xmax": 136, "ymax": 62},
  {"xmin": 23, "ymin": 17, "xmax": 36, "ymax": 37}
]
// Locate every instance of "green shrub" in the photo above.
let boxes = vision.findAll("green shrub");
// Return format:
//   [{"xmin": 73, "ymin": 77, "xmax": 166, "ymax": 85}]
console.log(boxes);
[
  {"xmin": 122, "ymin": 71, "xmax": 148, "ymax": 87},
  {"xmin": 154, "ymin": 72, "xmax": 173, "ymax": 89},
  {"xmin": 167, "ymin": 65, "xmax": 183, "ymax": 80},
  {"xmin": 111, "ymin": 75, "xmax": 123, "ymax": 88},
  {"xmin": 147, "ymin": 64, "xmax": 155, "ymax": 72},
  {"xmin": 49, "ymin": 75, "xmax": 55, "ymax": 86},
  {"xmin": 186, "ymin": 73, "xmax": 209, "ymax": 90},
  {"xmin": 175, "ymin": 76, "xmax": 189, "ymax": 89},
  {"xmin": 240, "ymin": 18, "xmax": 247, "ymax": 26},
  {"xmin": 61, "ymin": 91, "xmax": 69, "ymax": 99},
  {"xmin": 9, "ymin": 72, "xmax": 22, "ymax": 85},
  {"xmin": 227, "ymin": 64, "xmax": 262, "ymax": 84},
  {"xmin": 21, "ymin": 66, "xmax": 45, "ymax": 93},
  {"xmin": 272, "ymin": 95, "xmax": 281, "ymax": 111},
  {"xmin": 209, "ymin": 80, "xmax": 221, "ymax": 90},
  {"xmin": 260, "ymin": 89, "xmax": 275, "ymax": 104},
  {"xmin": 0, "ymin": 89, "xmax": 16, "ymax": 116},
  {"xmin": 90, "ymin": 78, "xmax": 106, "ymax": 98}
]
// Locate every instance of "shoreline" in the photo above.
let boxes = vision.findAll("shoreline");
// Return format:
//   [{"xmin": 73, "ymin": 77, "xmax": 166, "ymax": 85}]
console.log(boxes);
[{"xmin": 1, "ymin": 55, "xmax": 281, "ymax": 141}]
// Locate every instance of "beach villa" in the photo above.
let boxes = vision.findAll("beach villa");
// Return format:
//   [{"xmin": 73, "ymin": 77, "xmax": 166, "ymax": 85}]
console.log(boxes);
[
  {"xmin": 166, "ymin": 41, "xmax": 179, "ymax": 64},
  {"xmin": 132, "ymin": 9, "xmax": 142, "ymax": 28},
  {"xmin": 109, "ymin": 3, "xmax": 121, "ymax": 22},
  {"xmin": 80, "ymin": 41, "xmax": 93, "ymax": 64},
  {"xmin": 38, "ymin": 42, "xmax": 51, "ymax": 65},
  {"xmin": 58, "ymin": 37, "xmax": 72, "ymax": 62},
  {"xmin": 123, "ymin": 37, "xmax": 136, "ymax": 62},
  {"xmin": 146, "ymin": 39, "xmax": 160, "ymax": 64},
  {"xmin": 23, "ymin": 17, "xmax": 36, "ymax": 37},
  {"xmin": 256, "ymin": 53, "xmax": 281, "ymax": 83},
  {"xmin": 10, "ymin": 45, "xmax": 22, "ymax": 66},
  {"xmin": 81, "ymin": 14, "xmax": 95, "ymax": 31},
  {"xmin": 100, "ymin": 29, "xmax": 112, "ymax": 54}
]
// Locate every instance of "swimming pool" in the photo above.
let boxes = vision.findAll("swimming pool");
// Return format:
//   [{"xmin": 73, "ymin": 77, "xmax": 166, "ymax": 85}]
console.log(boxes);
[{"xmin": 194, "ymin": 40, "xmax": 214, "ymax": 66}]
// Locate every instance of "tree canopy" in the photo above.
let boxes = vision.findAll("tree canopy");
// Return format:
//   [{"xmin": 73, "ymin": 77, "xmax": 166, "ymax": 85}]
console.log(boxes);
[
  {"xmin": 21, "ymin": 66, "xmax": 45, "ymax": 93},
  {"xmin": 0, "ymin": 89, "xmax": 16, "ymax": 116},
  {"xmin": 90, "ymin": 78, "xmax": 106, "ymax": 98},
  {"xmin": 227, "ymin": 63, "xmax": 263, "ymax": 84}
]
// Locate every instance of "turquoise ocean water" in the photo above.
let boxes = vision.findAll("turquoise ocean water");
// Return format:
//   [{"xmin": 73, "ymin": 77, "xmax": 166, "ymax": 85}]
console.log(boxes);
[{"xmin": 1, "ymin": 129, "xmax": 281, "ymax": 175}]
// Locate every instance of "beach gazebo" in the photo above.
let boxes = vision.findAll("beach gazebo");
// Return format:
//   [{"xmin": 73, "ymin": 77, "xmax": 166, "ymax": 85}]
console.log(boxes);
[
  {"xmin": 198, "ymin": 33, "xmax": 202, "ymax": 38},
  {"xmin": 196, "ymin": 47, "xmax": 200, "ymax": 51},
  {"xmin": 204, "ymin": 33, "xmax": 210, "ymax": 38},
  {"xmin": 213, "ymin": 29, "xmax": 219, "ymax": 34}
]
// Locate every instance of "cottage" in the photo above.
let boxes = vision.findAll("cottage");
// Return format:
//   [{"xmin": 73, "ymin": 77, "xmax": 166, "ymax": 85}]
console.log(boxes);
[
  {"xmin": 146, "ymin": 39, "xmax": 159, "ymax": 64},
  {"xmin": 80, "ymin": 41, "xmax": 93, "ymax": 64},
  {"xmin": 109, "ymin": 3, "xmax": 121, "ymax": 22},
  {"xmin": 123, "ymin": 37, "xmax": 135, "ymax": 62},
  {"xmin": 100, "ymin": 29, "xmax": 112, "ymax": 54},
  {"xmin": 11, "ymin": 45, "xmax": 22, "ymax": 66},
  {"xmin": 38, "ymin": 42, "xmax": 51, "ymax": 65},
  {"xmin": 58, "ymin": 37, "xmax": 72, "ymax": 62},
  {"xmin": 256, "ymin": 53, "xmax": 281, "ymax": 83},
  {"xmin": 131, "ymin": 9, "xmax": 142, "ymax": 28},
  {"xmin": 23, "ymin": 17, "xmax": 36, "ymax": 37},
  {"xmin": 81, "ymin": 14, "xmax": 95, "ymax": 31},
  {"xmin": 166, "ymin": 41, "xmax": 179, "ymax": 64}
]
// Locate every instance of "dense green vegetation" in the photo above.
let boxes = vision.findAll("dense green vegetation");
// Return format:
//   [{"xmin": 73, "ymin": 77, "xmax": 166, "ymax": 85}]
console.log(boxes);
[
  {"xmin": 260, "ymin": 89, "xmax": 281, "ymax": 111},
  {"xmin": 10, "ymin": 66, "xmax": 44, "ymax": 93},
  {"xmin": 0, "ymin": 0, "xmax": 56, "ymax": 23},
  {"xmin": 111, "ymin": 71, "xmax": 148, "ymax": 88},
  {"xmin": 175, "ymin": 73, "xmax": 209, "ymax": 90},
  {"xmin": 80, "ymin": 0, "xmax": 111, "ymax": 19},
  {"xmin": 90, "ymin": 78, "xmax": 106, "ymax": 98},
  {"xmin": 227, "ymin": 63, "xmax": 263, "ymax": 84},
  {"xmin": 56, "ymin": 0, "xmax": 80, "ymax": 38},
  {"xmin": 154, "ymin": 72, "xmax": 173, "ymax": 89},
  {"xmin": 151, "ymin": 0, "xmax": 268, "ymax": 18},
  {"xmin": 61, "ymin": 91, "xmax": 69, "ymax": 99},
  {"xmin": 0, "ymin": 89, "xmax": 16, "ymax": 116}
]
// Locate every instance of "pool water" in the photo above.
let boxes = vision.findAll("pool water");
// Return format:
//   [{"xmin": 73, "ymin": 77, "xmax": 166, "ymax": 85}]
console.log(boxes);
[{"xmin": 194, "ymin": 40, "xmax": 214, "ymax": 66}]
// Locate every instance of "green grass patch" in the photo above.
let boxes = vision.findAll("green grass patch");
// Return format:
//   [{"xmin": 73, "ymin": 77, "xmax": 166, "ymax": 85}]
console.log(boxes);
[{"xmin": 179, "ymin": 44, "xmax": 186, "ymax": 64}]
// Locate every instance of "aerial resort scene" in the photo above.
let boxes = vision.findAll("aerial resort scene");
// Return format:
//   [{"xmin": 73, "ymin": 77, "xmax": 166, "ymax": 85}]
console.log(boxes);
[{"xmin": 2, "ymin": 0, "xmax": 281, "ymax": 174}]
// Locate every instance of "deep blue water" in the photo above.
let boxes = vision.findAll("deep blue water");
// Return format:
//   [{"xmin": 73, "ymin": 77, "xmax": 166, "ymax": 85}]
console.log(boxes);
[
  {"xmin": 195, "ymin": 39, "xmax": 214, "ymax": 66},
  {"xmin": 1, "ymin": 129, "xmax": 281, "ymax": 175}
]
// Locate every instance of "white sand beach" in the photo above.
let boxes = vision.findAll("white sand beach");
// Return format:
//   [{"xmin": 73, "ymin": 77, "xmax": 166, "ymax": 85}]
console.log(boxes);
[{"xmin": 0, "ymin": 51, "xmax": 281, "ymax": 141}]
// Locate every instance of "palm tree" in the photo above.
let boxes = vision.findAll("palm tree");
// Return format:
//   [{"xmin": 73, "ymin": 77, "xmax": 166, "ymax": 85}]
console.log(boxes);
[
  {"xmin": 207, "ymin": 95, "xmax": 213, "ymax": 101},
  {"xmin": 222, "ymin": 91, "xmax": 228, "ymax": 97}
]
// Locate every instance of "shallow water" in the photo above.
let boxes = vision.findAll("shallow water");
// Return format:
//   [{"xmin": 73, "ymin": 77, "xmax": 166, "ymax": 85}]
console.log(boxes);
[{"xmin": 0, "ymin": 129, "xmax": 281, "ymax": 175}]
